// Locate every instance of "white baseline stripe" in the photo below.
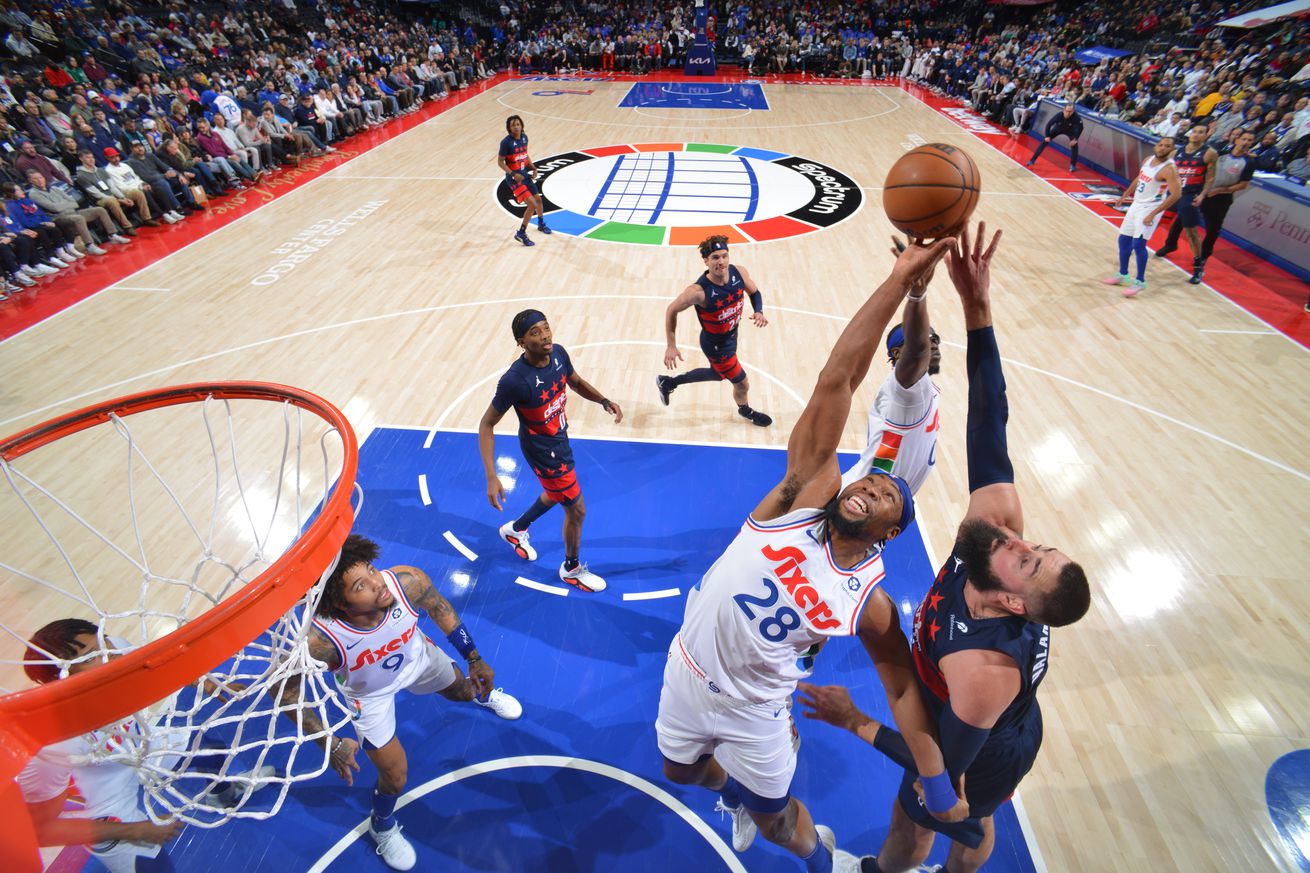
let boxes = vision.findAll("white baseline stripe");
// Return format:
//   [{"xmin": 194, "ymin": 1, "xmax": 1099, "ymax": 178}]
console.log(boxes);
[
  {"xmin": 417, "ymin": 474, "xmax": 432, "ymax": 505},
  {"xmin": 111, "ymin": 285, "xmax": 172, "ymax": 292},
  {"xmin": 443, "ymin": 531, "xmax": 477, "ymax": 562},
  {"xmin": 623, "ymin": 588, "xmax": 681, "ymax": 601},
  {"xmin": 305, "ymin": 755, "xmax": 747, "ymax": 873},
  {"xmin": 514, "ymin": 576, "xmax": 569, "ymax": 596},
  {"xmin": 1197, "ymin": 328, "xmax": 1279, "ymax": 335},
  {"xmin": 1010, "ymin": 792, "xmax": 1051, "ymax": 873}
]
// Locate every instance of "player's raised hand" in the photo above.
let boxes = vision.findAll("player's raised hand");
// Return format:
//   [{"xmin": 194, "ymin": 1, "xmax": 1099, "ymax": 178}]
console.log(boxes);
[
  {"xmin": 486, "ymin": 475, "xmax": 505, "ymax": 511},
  {"xmin": 891, "ymin": 235, "xmax": 955, "ymax": 291},
  {"xmin": 946, "ymin": 220, "xmax": 1002, "ymax": 310},
  {"xmin": 663, "ymin": 345, "xmax": 683, "ymax": 370},
  {"xmin": 328, "ymin": 736, "xmax": 361, "ymax": 786},
  {"xmin": 750, "ymin": 311, "xmax": 768, "ymax": 328},
  {"xmin": 890, "ymin": 235, "xmax": 936, "ymax": 297}
]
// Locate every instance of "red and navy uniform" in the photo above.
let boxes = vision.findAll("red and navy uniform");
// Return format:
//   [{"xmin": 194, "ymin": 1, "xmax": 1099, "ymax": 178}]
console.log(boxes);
[
  {"xmin": 693, "ymin": 265, "xmax": 748, "ymax": 384},
  {"xmin": 491, "ymin": 345, "xmax": 580, "ymax": 504},
  {"xmin": 1171, "ymin": 144, "xmax": 1209, "ymax": 227},
  {"xmin": 499, "ymin": 133, "xmax": 538, "ymax": 201},
  {"xmin": 901, "ymin": 550, "xmax": 1050, "ymax": 847}
]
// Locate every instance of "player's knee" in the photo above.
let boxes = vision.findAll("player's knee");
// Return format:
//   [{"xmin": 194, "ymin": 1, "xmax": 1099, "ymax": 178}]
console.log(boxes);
[
  {"xmin": 759, "ymin": 798, "xmax": 799, "ymax": 845},
  {"xmin": 377, "ymin": 765, "xmax": 407, "ymax": 794},
  {"xmin": 565, "ymin": 500, "xmax": 585, "ymax": 521}
]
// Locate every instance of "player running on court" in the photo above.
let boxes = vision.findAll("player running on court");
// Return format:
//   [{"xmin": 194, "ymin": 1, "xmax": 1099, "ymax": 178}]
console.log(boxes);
[
  {"xmin": 497, "ymin": 114, "xmax": 550, "ymax": 246},
  {"xmin": 1104, "ymin": 136, "xmax": 1180, "ymax": 296},
  {"xmin": 798, "ymin": 222, "xmax": 1091, "ymax": 873},
  {"xmin": 283, "ymin": 534, "xmax": 523, "ymax": 870},
  {"xmin": 657, "ymin": 235, "xmax": 772, "ymax": 427},
  {"xmin": 655, "ymin": 237, "xmax": 966, "ymax": 873},
  {"xmin": 480, "ymin": 309, "xmax": 622, "ymax": 593},
  {"xmin": 842, "ymin": 237, "xmax": 944, "ymax": 495}
]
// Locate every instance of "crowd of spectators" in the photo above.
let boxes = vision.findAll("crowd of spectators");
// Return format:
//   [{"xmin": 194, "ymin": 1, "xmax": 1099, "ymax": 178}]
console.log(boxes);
[
  {"xmin": 2, "ymin": 0, "xmax": 1307, "ymax": 299},
  {"xmin": 0, "ymin": 0, "xmax": 497, "ymax": 299}
]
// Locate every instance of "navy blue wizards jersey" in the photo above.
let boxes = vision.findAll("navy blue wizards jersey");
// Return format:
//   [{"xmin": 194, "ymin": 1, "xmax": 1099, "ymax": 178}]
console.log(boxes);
[
  {"xmin": 491, "ymin": 345, "xmax": 575, "ymax": 470},
  {"xmin": 694, "ymin": 265, "xmax": 746, "ymax": 340},
  {"xmin": 499, "ymin": 133, "xmax": 530, "ymax": 173},
  {"xmin": 911, "ymin": 551, "xmax": 1050, "ymax": 742}
]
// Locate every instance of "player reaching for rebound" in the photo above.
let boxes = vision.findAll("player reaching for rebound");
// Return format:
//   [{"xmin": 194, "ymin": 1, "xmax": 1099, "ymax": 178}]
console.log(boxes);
[
  {"xmin": 841, "ymin": 238, "xmax": 943, "ymax": 496},
  {"xmin": 655, "ymin": 236, "xmax": 966, "ymax": 873},
  {"xmin": 657, "ymin": 235, "xmax": 772, "ymax": 427},
  {"xmin": 279, "ymin": 534, "xmax": 522, "ymax": 870},
  {"xmin": 798, "ymin": 223, "xmax": 1091, "ymax": 873},
  {"xmin": 498, "ymin": 114, "xmax": 550, "ymax": 246},
  {"xmin": 1103, "ymin": 136, "xmax": 1180, "ymax": 297},
  {"xmin": 479, "ymin": 309, "xmax": 622, "ymax": 593}
]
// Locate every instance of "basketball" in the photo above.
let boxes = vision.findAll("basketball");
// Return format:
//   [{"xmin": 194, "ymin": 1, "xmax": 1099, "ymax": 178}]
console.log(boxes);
[{"xmin": 882, "ymin": 144, "xmax": 981, "ymax": 239}]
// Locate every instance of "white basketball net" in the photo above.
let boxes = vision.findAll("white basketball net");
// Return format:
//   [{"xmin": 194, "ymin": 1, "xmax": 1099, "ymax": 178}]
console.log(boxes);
[{"xmin": 0, "ymin": 392, "xmax": 356, "ymax": 826}]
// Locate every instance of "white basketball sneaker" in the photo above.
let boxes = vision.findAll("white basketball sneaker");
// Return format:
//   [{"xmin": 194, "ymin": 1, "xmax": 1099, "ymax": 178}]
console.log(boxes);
[
  {"xmin": 498, "ymin": 521, "xmax": 536, "ymax": 561},
  {"xmin": 714, "ymin": 798, "xmax": 757, "ymax": 852},
  {"xmin": 559, "ymin": 561, "xmax": 606, "ymax": 592},
  {"xmin": 369, "ymin": 822, "xmax": 417, "ymax": 871},
  {"xmin": 474, "ymin": 687, "xmax": 523, "ymax": 720},
  {"xmin": 815, "ymin": 825, "xmax": 837, "ymax": 856}
]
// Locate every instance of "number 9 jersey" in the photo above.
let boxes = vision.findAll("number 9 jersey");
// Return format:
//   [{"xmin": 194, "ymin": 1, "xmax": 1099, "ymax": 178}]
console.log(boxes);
[
  {"xmin": 312, "ymin": 569, "xmax": 429, "ymax": 698},
  {"xmin": 677, "ymin": 507, "xmax": 888, "ymax": 704}
]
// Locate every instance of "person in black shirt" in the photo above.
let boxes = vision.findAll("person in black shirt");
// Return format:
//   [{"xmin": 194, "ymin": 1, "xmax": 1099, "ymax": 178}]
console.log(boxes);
[
  {"xmin": 1025, "ymin": 102, "xmax": 1084, "ymax": 173},
  {"xmin": 1192, "ymin": 130, "xmax": 1257, "ymax": 284}
]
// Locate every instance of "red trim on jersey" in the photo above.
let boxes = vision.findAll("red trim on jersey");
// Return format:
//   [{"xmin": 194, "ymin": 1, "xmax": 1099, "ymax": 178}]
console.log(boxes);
[
  {"xmin": 745, "ymin": 512, "xmax": 824, "ymax": 533},
  {"xmin": 845, "ymin": 568, "xmax": 887, "ymax": 631},
  {"xmin": 676, "ymin": 634, "xmax": 706, "ymax": 680},
  {"xmin": 387, "ymin": 569, "xmax": 420, "ymax": 618},
  {"xmin": 311, "ymin": 619, "xmax": 348, "ymax": 667}
]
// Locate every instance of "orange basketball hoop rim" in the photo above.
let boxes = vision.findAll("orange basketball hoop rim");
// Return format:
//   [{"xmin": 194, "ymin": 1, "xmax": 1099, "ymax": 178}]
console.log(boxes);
[{"xmin": 0, "ymin": 382, "xmax": 357, "ymax": 866}]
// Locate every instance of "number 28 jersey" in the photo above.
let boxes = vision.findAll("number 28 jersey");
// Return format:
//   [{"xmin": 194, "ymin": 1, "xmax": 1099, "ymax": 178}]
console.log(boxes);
[
  {"xmin": 312, "ymin": 569, "xmax": 429, "ymax": 698},
  {"xmin": 678, "ymin": 507, "xmax": 889, "ymax": 704}
]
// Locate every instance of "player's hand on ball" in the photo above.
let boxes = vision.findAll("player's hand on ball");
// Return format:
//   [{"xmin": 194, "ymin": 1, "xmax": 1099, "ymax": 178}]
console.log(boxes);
[
  {"xmin": 891, "ymin": 235, "xmax": 936, "ymax": 296},
  {"xmin": 796, "ymin": 682, "xmax": 868, "ymax": 733},
  {"xmin": 750, "ymin": 311, "xmax": 768, "ymax": 328},
  {"xmin": 915, "ymin": 773, "xmax": 969, "ymax": 823},
  {"xmin": 329, "ymin": 737, "xmax": 361, "ymax": 786},
  {"xmin": 663, "ymin": 346, "xmax": 683, "ymax": 369},
  {"xmin": 486, "ymin": 476, "xmax": 505, "ymax": 511},
  {"xmin": 468, "ymin": 658, "xmax": 496, "ymax": 699},
  {"xmin": 891, "ymin": 236, "xmax": 954, "ymax": 289}
]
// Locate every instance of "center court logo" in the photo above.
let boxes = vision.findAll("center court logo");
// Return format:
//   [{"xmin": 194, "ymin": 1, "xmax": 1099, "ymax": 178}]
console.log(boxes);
[{"xmin": 494, "ymin": 142, "xmax": 862, "ymax": 246}]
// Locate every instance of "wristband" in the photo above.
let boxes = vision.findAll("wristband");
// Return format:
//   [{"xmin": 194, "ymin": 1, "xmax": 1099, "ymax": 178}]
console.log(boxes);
[
  {"xmin": 601, "ymin": 399, "xmax": 613, "ymax": 413},
  {"xmin": 907, "ymin": 290, "xmax": 927, "ymax": 303},
  {"xmin": 447, "ymin": 623, "xmax": 477, "ymax": 659},
  {"xmin": 921, "ymin": 770, "xmax": 957, "ymax": 814}
]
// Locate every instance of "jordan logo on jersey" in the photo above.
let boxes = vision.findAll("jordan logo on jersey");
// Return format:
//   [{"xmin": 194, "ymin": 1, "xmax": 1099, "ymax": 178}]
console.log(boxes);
[
  {"xmin": 761, "ymin": 543, "xmax": 842, "ymax": 630},
  {"xmin": 350, "ymin": 624, "xmax": 417, "ymax": 671}
]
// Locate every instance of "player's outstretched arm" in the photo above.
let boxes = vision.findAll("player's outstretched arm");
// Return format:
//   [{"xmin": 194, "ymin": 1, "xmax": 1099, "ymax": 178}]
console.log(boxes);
[
  {"xmin": 754, "ymin": 238, "xmax": 952, "ymax": 521},
  {"xmin": 397, "ymin": 565, "xmax": 496, "ymax": 698},
  {"xmin": 26, "ymin": 793, "xmax": 183, "ymax": 847},
  {"xmin": 856, "ymin": 591, "xmax": 969, "ymax": 823},
  {"xmin": 890, "ymin": 235, "xmax": 934, "ymax": 390},
  {"xmin": 477, "ymin": 403, "xmax": 509, "ymax": 510},
  {"xmin": 566, "ymin": 371, "xmax": 623, "ymax": 423},
  {"xmin": 663, "ymin": 284, "xmax": 704, "ymax": 369},
  {"xmin": 946, "ymin": 222, "xmax": 1023, "ymax": 534},
  {"xmin": 271, "ymin": 627, "xmax": 361, "ymax": 785}
]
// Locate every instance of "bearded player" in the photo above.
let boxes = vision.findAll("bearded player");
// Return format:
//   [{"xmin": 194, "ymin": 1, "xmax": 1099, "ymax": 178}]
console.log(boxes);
[{"xmin": 655, "ymin": 236, "xmax": 967, "ymax": 873}]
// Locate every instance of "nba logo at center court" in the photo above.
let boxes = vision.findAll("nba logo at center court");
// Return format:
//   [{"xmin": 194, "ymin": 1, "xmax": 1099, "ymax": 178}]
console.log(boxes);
[{"xmin": 495, "ymin": 142, "xmax": 863, "ymax": 245}]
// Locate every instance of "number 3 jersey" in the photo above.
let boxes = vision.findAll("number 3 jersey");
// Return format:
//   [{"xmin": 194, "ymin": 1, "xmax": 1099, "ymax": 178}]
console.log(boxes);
[
  {"xmin": 677, "ymin": 507, "xmax": 888, "ymax": 704},
  {"xmin": 312, "ymin": 569, "xmax": 430, "ymax": 698}
]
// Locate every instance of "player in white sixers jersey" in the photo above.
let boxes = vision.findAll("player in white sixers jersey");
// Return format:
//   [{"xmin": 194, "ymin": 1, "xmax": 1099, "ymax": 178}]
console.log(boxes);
[
  {"xmin": 656, "ymin": 237, "xmax": 966, "ymax": 873},
  {"xmin": 284, "ymin": 534, "xmax": 522, "ymax": 871},
  {"xmin": 1104, "ymin": 136, "xmax": 1180, "ymax": 297},
  {"xmin": 840, "ymin": 253, "xmax": 943, "ymax": 497},
  {"xmin": 17, "ymin": 619, "xmax": 272, "ymax": 872}
]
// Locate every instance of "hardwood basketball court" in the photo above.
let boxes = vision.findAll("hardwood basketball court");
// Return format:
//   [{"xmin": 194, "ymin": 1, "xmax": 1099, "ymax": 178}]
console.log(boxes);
[{"xmin": 2, "ymin": 75, "xmax": 1307, "ymax": 873}]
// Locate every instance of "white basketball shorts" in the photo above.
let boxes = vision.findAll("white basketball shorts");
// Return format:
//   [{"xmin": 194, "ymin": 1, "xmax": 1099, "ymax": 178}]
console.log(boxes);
[
  {"xmin": 1120, "ymin": 203, "xmax": 1164, "ymax": 240},
  {"xmin": 654, "ymin": 640, "xmax": 799, "ymax": 805},
  {"xmin": 347, "ymin": 637, "xmax": 457, "ymax": 748}
]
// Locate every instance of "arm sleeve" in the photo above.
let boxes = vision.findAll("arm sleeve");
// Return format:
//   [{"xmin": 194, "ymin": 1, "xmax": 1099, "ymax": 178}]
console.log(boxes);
[
  {"xmin": 965, "ymin": 325, "xmax": 1014, "ymax": 492},
  {"xmin": 939, "ymin": 701, "xmax": 991, "ymax": 778}
]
